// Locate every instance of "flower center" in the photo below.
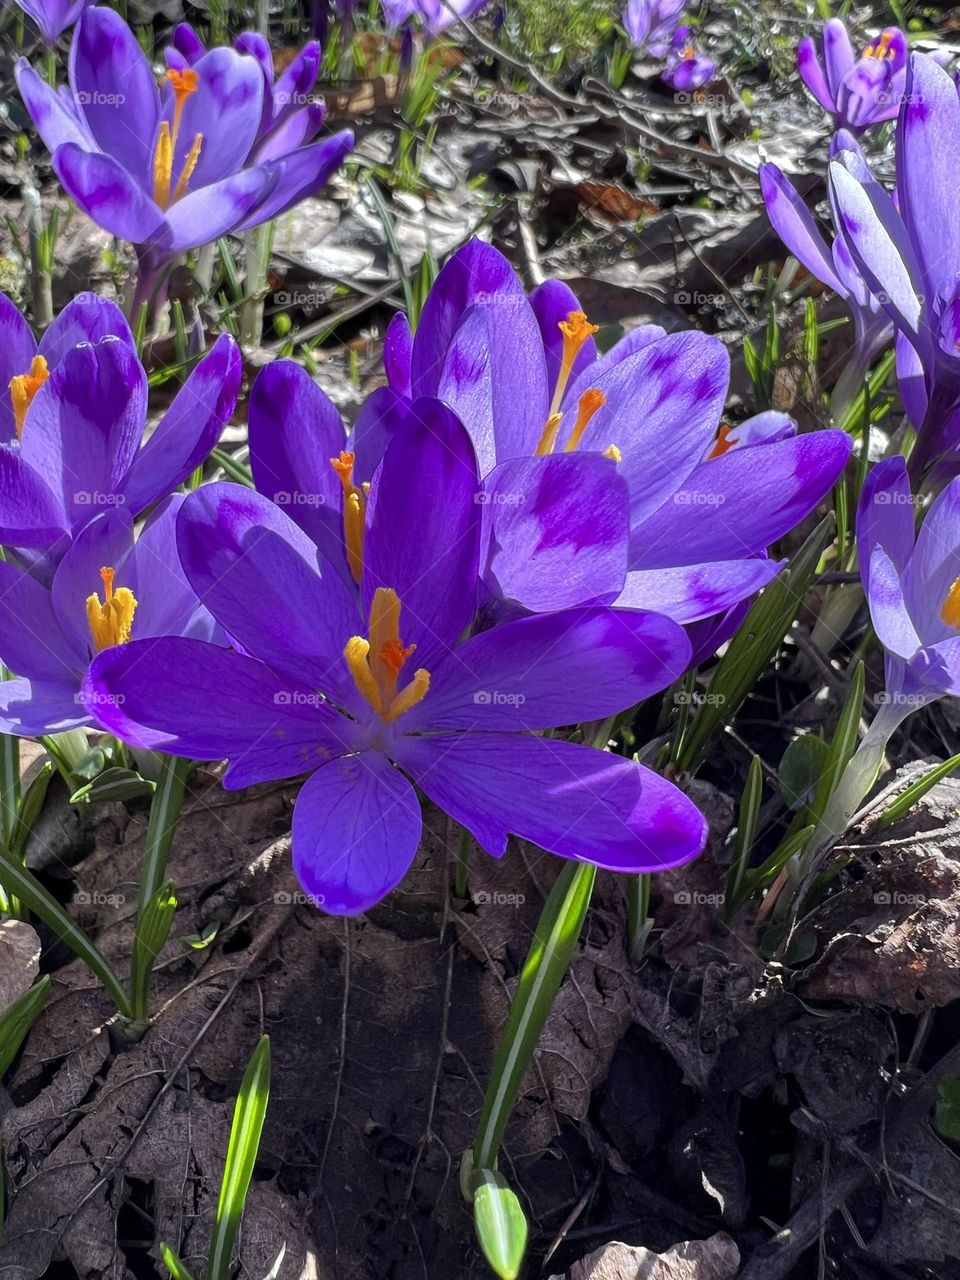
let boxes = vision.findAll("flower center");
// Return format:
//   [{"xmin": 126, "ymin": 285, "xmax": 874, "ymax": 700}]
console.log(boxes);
[
  {"xmin": 152, "ymin": 68, "xmax": 203, "ymax": 209},
  {"xmin": 344, "ymin": 587, "xmax": 430, "ymax": 724},
  {"xmin": 331, "ymin": 450, "xmax": 368, "ymax": 584},
  {"xmin": 86, "ymin": 566, "xmax": 138, "ymax": 653},
  {"xmin": 941, "ymin": 577, "xmax": 960, "ymax": 631},
  {"xmin": 9, "ymin": 355, "xmax": 49, "ymax": 439},
  {"xmin": 864, "ymin": 30, "xmax": 895, "ymax": 60}
]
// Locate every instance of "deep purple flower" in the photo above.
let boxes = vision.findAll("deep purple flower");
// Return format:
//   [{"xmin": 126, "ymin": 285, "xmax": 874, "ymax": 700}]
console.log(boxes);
[
  {"xmin": 760, "ymin": 137, "xmax": 892, "ymax": 411},
  {"xmin": 166, "ymin": 24, "xmax": 328, "ymax": 161},
  {"xmin": 16, "ymin": 7, "xmax": 353, "ymax": 309},
  {"xmin": 858, "ymin": 454, "xmax": 960, "ymax": 717},
  {"xmin": 0, "ymin": 498, "xmax": 220, "ymax": 736},
  {"xmin": 378, "ymin": 240, "xmax": 850, "ymax": 628},
  {"xmin": 829, "ymin": 54, "xmax": 960, "ymax": 476},
  {"xmin": 623, "ymin": 0, "xmax": 686, "ymax": 57},
  {"xmin": 0, "ymin": 317, "xmax": 240, "ymax": 572},
  {"xmin": 798, "ymin": 18, "xmax": 907, "ymax": 133},
  {"xmin": 13, "ymin": 0, "xmax": 90, "ymax": 44},
  {"xmin": 0, "ymin": 289, "xmax": 131, "ymax": 445},
  {"xmin": 83, "ymin": 409, "xmax": 708, "ymax": 915},
  {"xmin": 662, "ymin": 26, "xmax": 715, "ymax": 93}
]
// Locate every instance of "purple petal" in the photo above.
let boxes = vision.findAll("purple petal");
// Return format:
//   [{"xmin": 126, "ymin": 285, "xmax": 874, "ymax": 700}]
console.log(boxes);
[
  {"xmin": 383, "ymin": 312, "xmax": 414, "ymax": 396},
  {"xmin": 17, "ymin": 0, "xmax": 89, "ymax": 44},
  {"xmin": 170, "ymin": 22, "xmax": 206, "ymax": 64},
  {"xmin": 0, "ymin": 560, "xmax": 80, "ymax": 681},
  {"xmin": 176, "ymin": 482, "xmax": 362, "ymax": 710},
  {"xmin": 867, "ymin": 545, "xmax": 920, "ymax": 658},
  {"xmin": 617, "ymin": 557, "xmax": 783, "ymax": 623},
  {"xmin": 120, "ymin": 334, "xmax": 240, "ymax": 512},
  {"xmin": 52, "ymin": 144, "xmax": 166, "ymax": 246},
  {"xmin": 292, "ymin": 752, "xmax": 422, "ymax": 915},
  {"xmin": 393, "ymin": 732, "xmax": 707, "ymax": 872},
  {"xmin": 16, "ymin": 58, "xmax": 91, "ymax": 155},
  {"xmin": 126, "ymin": 496, "xmax": 221, "ymax": 643},
  {"xmin": 0, "ymin": 677, "xmax": 88, "ymax": 737},
  {"xmin": 70, "ymin": 5, "xmax": 160, "ymax": 185},
  {"xmin": 897, "ymin": 53, "xmax": 960, "ymax": 307},
  {"xmin": 401, "ymin": 605, "xmax": 691, "ymax": 732},
  {"xmin": 856, "ymin": 454, "xmax": 915, "ymax": 595},
  {"xmin": 821, "ymin": 18, "xmax": 856, "ymax": 101},
  {"xmin": 363, "ymin": 400, "xmax": 481, "ymax": 669},
  {"xmin": 797, "ymin": 34, "xmax": 835, "ymax": 112},
  {"xmin": 903, "ymin": 475, "xmax": 960, "ymax": 640},
  {"xmin": 0, "ymin": 447, "xmax": 67, "ymax": 547},
  {"xmin": 562, "ymin": 324, "xmax": 666, "ymax": 408},
  {"xmin": 83, "ymin": 636, "xmax": 350, "ymax": 779},
  {"xmin": 344, "ymin": 387, "xmax": 411, "ymax": 484},
  {"xmin": 232, "ymin": 131, "xmax": 354, "ymax": 233},
  {"xmin": 632, "ymin": 431, "xmax": 852, "ymax": 567},
  {"xmin": 759, "ymin": 164, "xmax": 847, "ymax": 297},
  {"xmin": 411, "ymin": 239, "xmax": 527, "ymax": 398},
  {"xmin": 171, "ymin": 47, "xmax": 264, "ymax": 188},
  {"xmin": 39, "ymin": 292, "xmax": 133, "ymax": 367},
  {"xmin": 436, "ymin": 299, "xmax": 550, "ymax": 471},
  {"xmin": 479, "ymin": 453, "xmax": 629, "ymax": 612},
  {"xmin": 248, "ymin": 358, "xmax": 345, "ymax": 558},
  {"xmin": 21, "ymin": 336, "xmax": 146, "ymax": 531},
  {"xmin": 163, "ymin": 168, "xmax": 273, "ymax": 253}
]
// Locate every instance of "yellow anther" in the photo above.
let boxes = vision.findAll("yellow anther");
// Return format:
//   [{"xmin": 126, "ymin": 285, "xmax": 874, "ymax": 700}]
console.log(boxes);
[
  {"xmin": 152, "ymin": 67, "xmax": 202, "ymax": 209},
  {"xmin": 534, "ymin": 412, "xmax": 563, "ymax": 457},
  {"xmin": 344, "ymin": 588, "xmax": 430, "ymax": 723},
  {"xmin": 603, "ymin": 444, "xmax": 622, "ymax": 463},
  {"xmin": 9, "ymin": 355, "xmax": 49, "ymax": 440},
  {"xmin": 563, "ymin": 387, "xmax": 606, "ymax": 452},
  {"xmin": 85, "ymin": 566, "xmax": 137, "ymax": 653},
  {"xmin": 331, "ymin": 451, "xmax": 367, "ymax": 583},
  {"xmin": 549, "ymin": 309, "xmax": 600, "ymax": 417},
  {"xmin": 865, "ymin": 30, "xmax": 895, "ymax": 59},
  {"xmin": 941, "ymin": 577, "xmax": 960, "ymax": 631}
]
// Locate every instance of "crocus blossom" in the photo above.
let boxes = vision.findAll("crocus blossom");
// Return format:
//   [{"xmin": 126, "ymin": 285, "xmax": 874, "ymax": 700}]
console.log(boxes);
[
  {"xmin": 15, "ymin": 6, "xmax": 353, "ymax": 310},
  {"xmin": 377, "ymin": 240, "xmax": 851, "ymax": 629},
  {"xmin": 381, "ymin": 0, "xmax": 491, "ymax": 36},
  {"xmin": 166, "ymin": 24, "xmax": 328, "ymax": 162},
  {"xmin": 623, "ymin": 0, "xmax": 686, "ymax": 57},
  {"xmin": 828, "ymin": 54, "xmax": 960, "ymax": 476},
  {"xmin": 798, "ymin": 18, "xmax": 907, "ymax": 132},
  {"xmin": 0, "ymin": 326, "xmax": 240, "ymax": 572},
  {"xmin": 760, "ymin": 136, "xmax": 891, "ymax": 412},
  {"xmin": 662, "ymin": 26, "xmax": 715, "ymax": 93},
  {"xmin": 0, "ymin": 498, "xmax": 220, "ymax": 737},
  {"xmin": 84, "ymin": 409, "xmax": 708, "ymax": 916},
  {"xmin": 13, "ymin": 0, "xmax": 90, "ymax": 44},
  {"xmin": 0, "ymin": 289, "xmax": 131, "ymax": 444}
]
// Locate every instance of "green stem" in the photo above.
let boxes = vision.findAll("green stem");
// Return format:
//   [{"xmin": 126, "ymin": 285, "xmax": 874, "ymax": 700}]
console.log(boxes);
[
  {"xmin": 137, "ymin": 754, "xmax": 191, "ymax": 917},
  {"xmin": 625, "ymin": 873, "xmax": 652, "ymax": 964},
  {"xmin": 473, "ymin": 861, "xmax": 595, "ymax": 1172}
]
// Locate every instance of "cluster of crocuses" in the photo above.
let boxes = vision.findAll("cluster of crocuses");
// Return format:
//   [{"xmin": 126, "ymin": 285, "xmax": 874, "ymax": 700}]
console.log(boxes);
[
  {"xmin": 0, "ymin": 236, "xmax": 851, "ymax": 915},
  {"xmin": 622, "ymin": 0, "xmax": 715, "ymax": 92}
]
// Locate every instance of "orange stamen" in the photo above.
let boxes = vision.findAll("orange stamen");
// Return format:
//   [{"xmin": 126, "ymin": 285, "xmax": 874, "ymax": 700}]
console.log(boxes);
[
  {"xmin": 941, "ymin": 577, "xmax": 960, "ymax": 631},
  {"xmin": 331, "ymin": 451, "xmax": 366, "ymax": 583},
  {"xmin": 344, "ymin": 588, "xmax": 430, "ymax": 723},
  {"xmin": 563, "ymin": 387, "xmax": 606, "ymax": 452},
  {"xmin": 9, "ymin": 355, "xmax": 49, "ymax": 439},
  {"xmin": 549, "ymin": 309, "xmax": 600, "ymax": 417},
  {"xmin": 707, "ymin": 424, "xmax": 737, "ymax": 460}
]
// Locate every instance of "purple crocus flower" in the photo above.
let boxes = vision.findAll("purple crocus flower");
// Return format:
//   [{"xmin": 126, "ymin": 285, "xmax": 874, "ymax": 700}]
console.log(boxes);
[
  {"xmin": 0, "ymin": 497, "xmax": 220, "ymax": 736},
  {"xmin": 376, "ymin": 241, "xmax": 851, "ymax": 629},
  {"xmin": 858, "ymin": 454, "xmax": 960, "ymax": 713},
  {"xmin": 15, "ymin": 7, "xmax": 353, "ymax": 311},
  {"xmin": 623, "ymin": 0, "xmax": 686, "ymax": 57},
  {"xmin": 0, "ymin": 322, "xmax": 240, "ymax": 573},
  {"xmin": 83, "ymin": 409, "xmax": 708, "ymax": 916},
  {"xmin": 0, "ymin": 289, "xmax": 131, "ymax": 444},
  {"xmin": 166, "ymin": 24, "xmax": 328, "ymax": 162},
  {"xmin": 13, "ymin": 0, "xmax": 90, "ymax": 44},
  {"xmin": 760, "ymin": 136, "xmax": 892, "ymax": 412},
  {"xmin": 829, "ymin": 54, "xmax": 960, "ymax": 477},
  {"xmin": 662, "ymin": 26, "xmax": 715, "ymax": 93},
  {"xmin": 798, "ymin": 18, "xmax": 907, "ymax": 133},
  {"xmin": 381, "ymin": 0, "xmax": 491, "ymax": 36}
]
